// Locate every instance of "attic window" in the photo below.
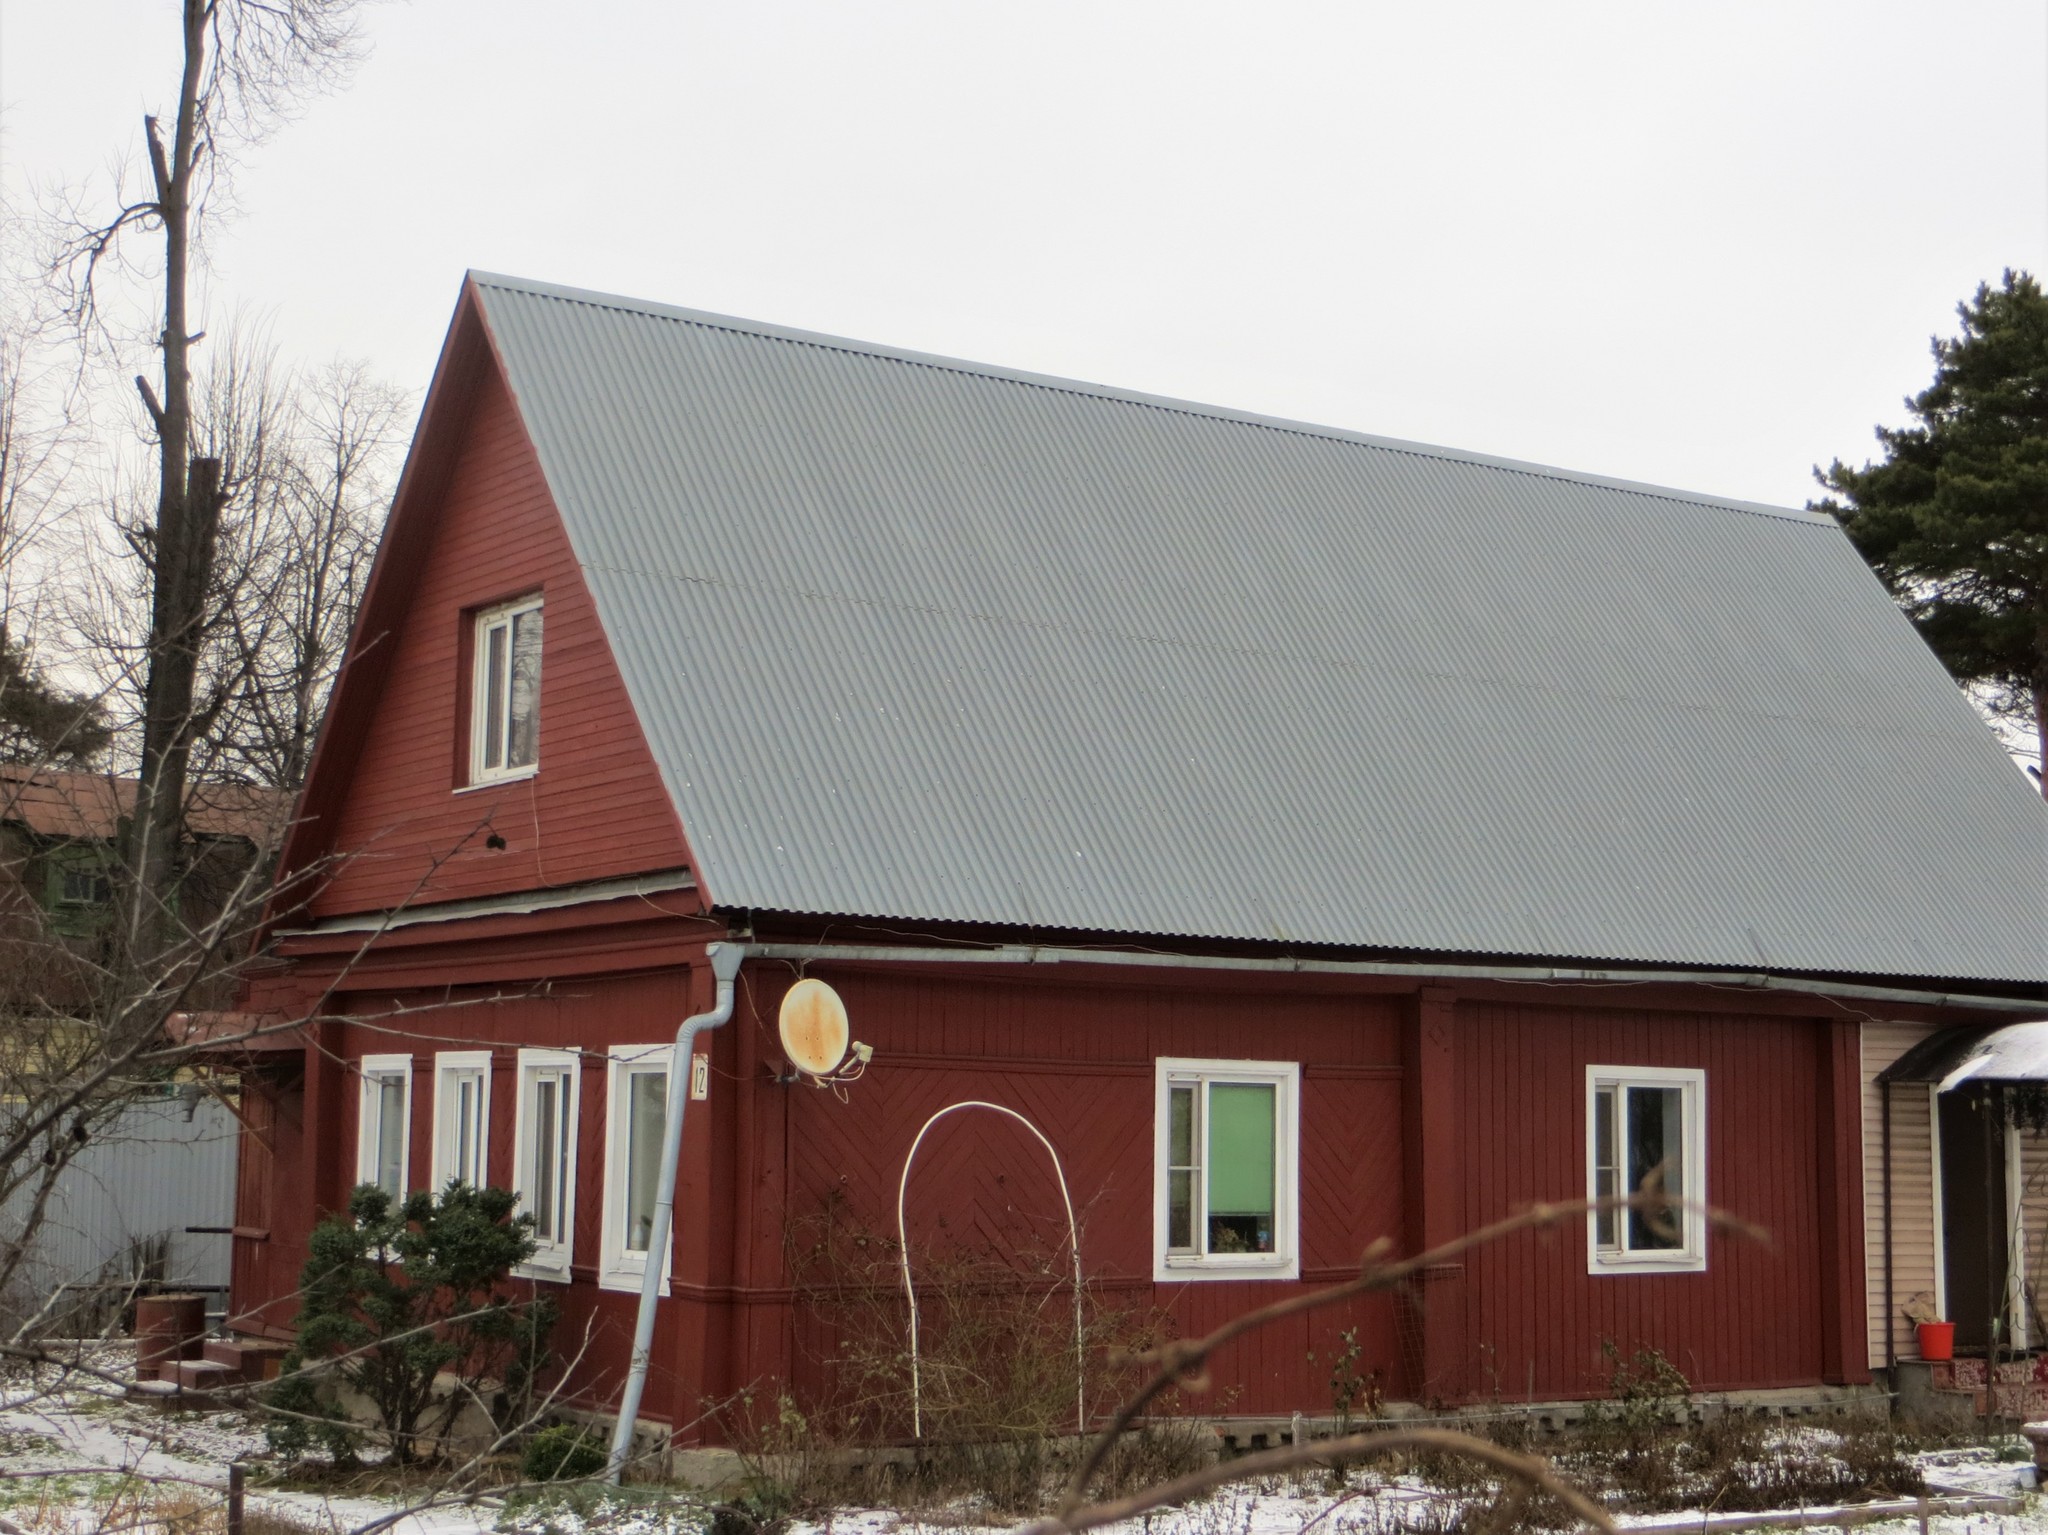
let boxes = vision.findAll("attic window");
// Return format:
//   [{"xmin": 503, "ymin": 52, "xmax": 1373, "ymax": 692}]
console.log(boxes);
[{"xmin": 470, "ymin": 596, "xmax": 542, "ymax": 784}]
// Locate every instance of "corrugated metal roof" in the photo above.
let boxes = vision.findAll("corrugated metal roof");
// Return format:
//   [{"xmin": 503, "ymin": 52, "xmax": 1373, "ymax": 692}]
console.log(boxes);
[{"xmin": 470, "ymin": 272, "xmax": 2048, "ymax": 983}]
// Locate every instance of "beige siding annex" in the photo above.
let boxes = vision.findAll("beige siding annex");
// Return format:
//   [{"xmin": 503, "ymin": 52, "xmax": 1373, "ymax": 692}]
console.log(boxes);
[{"xmin": 1862, "ymin": 1022, "xmax": 1940, "ymax": 1370}]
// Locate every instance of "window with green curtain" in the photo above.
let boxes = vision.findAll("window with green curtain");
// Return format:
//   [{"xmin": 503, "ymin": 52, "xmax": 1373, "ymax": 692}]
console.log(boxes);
[{"xmin": 1206, "ymin": 1082, "xmax": 1275, "ymax": 1253}]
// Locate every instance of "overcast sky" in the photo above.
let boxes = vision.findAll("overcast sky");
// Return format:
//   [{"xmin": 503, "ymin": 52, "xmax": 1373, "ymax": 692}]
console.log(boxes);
[{"xmin": 1, "ymin": 1, "xmax": 2044, "ymax": 514}]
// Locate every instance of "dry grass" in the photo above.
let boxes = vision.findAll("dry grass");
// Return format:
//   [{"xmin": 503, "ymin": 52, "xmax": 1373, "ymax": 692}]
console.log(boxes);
[
  {"xmin": 1, "ymin": 1484, "xmax": 331, "ymax": 1535},
  {"xmin": 724, "ymin": 1200, "xmax": 1214, "ymax": 1518},
  {"xmin": 1404, "ymin": 1390, "xmax": 1925, "ymax": 1529}
]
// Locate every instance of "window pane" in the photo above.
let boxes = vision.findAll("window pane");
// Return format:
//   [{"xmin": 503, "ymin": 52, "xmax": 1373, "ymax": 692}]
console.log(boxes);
[
  {"xmin": 532, "ymin": 1077, "xmax": 557, "ymax": 1239},
  {"xmin": 376, "ymin": 1076, "xmax": 405, "ymax": 1198},
  {"xmin": 507, "ymin": 608, "xmax": 542, "ymax": 769},
  {"xmin": 484, "ymin": 623, "xmax": 508, "ymax": 771},
  {"xmin": 1626, "ymin": 1085, "xmax": 1684, "ymax": 1251},
  {"xmin": 551, "ymin": 1078, "xmax": 573, "ymax": 1244},
  {"xmin": 1167, "ymin": 1169, "xmax": 1193, "ymax": 1250},
  {"xmin": 625, "ymin": 1069, "xmax": 667, "ymax": 1253},
  {"xmin": 1168, "ymin": 1085, "xmax": 1193, "ymax": 1167},
  {"xmin": 1206, "ymin": 1082, "xmax": 1275, "ymax": 1254},
  {"xmin": 455, "ymin": 1077, "xmax": 477, "ymax": 1187},
  {"xmin": 61, "ymin": 865, "xmax": 108, "ymax": 905},
  {"xmin": 1594, "ymin": 1086, "xmax": 1617, "ymax": 1248}
]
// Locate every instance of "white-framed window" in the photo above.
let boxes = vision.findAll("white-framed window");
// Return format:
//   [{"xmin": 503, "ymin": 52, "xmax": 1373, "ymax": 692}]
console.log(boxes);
[
  {"xmin": 468, "ymin": 595, "xmax": 543, "ymax": 785},
  {"xmin": 1586, "ymin": 1064, "xmax": 1707, "ymax": 1274},
  {"xmin": 511, "ymin": 1048, "xmax": 579, "ymax": 1281},
  {"xmin": 430, "ymin": 1051, "xmax": 492, "ymax": 1192},
  {"xmin": 599, "ymin": 1046, "xmax": 675, "ymax": 1294},
  {"xmin": 356, "ymin": 1054, "xmax": 414, "ymax": 1200},
  {"xmin": 1153, "ymin": 1058, "xmax": 1300, "ymax": 1282}
]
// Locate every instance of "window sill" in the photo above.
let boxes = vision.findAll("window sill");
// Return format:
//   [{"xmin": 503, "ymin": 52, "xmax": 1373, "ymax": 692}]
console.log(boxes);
[
  {"xmin": 598, "ymin": 1265, "xmax": 670, "ymax": 1297},
  {"xmin": 514, "ymin": 1256, "xmax": 574, "ymax": 1285},
  {"xmin": 457, "ymin": 767, "xmax": 538, "ymax": 795},
  {"xmin": 1154, "ymin": 1255, "xmax": 1299, "ymax": 1283},
  {"xmin": 1587, "ymin": 1252, "xmax": 1706, "ymax": 1276}
]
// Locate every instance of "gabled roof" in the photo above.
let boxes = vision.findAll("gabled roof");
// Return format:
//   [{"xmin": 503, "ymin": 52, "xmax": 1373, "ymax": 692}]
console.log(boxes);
[{"xmin": 453, "ymin": 271, "xmax": 2048, "ymax": 984}]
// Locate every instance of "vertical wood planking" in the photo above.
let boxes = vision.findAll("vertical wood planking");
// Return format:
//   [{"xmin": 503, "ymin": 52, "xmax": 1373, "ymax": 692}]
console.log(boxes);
[
  {"xmin": 1458, "ymin": 997, "xmax": 1826, "ymax": 1396},
  {"xmin": 243, "ymin": 956, "xmax": 1882, "ymax": 1436}
]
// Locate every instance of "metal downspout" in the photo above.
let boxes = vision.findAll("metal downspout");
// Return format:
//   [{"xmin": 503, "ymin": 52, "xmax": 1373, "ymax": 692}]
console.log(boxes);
[
  {"xmin": 1985, "ymin": 1085, "xmax": 2002, "ymax": 1416},
  {"xmin": 607, "ymin": 941, "xmax": 746, "ymax": 1484},
  {"xmin": 1882, "ymin": 1083, "xmax": 1895, "ymax": 1376}
]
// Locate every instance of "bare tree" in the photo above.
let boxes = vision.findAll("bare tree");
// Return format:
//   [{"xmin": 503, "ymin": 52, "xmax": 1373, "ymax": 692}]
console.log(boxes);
[
  {"xmin": 0, "ymin": 319, "xmax": 74, "ymax": 620},
  {"xmin": 63, "ymin": 334, "xmax": 401, "ymax": 794},
  {"xmin": 0, "ymin": 237, "xmax": 114, "ymax": 770},
  {"xmin": 46, "ymin": 0, "xmax": 366, "ymax": 971},
  {"xmin": 201, "ymin": 355, "xmax": 403, "ymax": 791}
]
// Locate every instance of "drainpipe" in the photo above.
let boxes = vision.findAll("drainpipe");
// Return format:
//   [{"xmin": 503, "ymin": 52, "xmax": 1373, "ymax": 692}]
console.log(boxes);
[
  {"xmin": 607, "ymin": 941, "xmax": 746, "ymax": 1484},
  {"xmin": 1882, "ymin": 1083, "xmax": 1895, "ymax": 1376}
]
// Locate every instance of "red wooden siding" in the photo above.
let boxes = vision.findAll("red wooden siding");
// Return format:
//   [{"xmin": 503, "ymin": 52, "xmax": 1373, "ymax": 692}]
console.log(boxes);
[
  {"xmin": 308, "ymin": 363, "xmax": 689, "ymax": 918},
  {"xmin": 1452, "ymin": 999, "xmax": 1837, "ymax": 1397},
  {"xmin": 732, "ymin": 969, "xmax": 1408, "ymax": 1421},
  {"xmin": 236, "ymin": 948, "xmax": 1871, "ymax": 1441},
  {"xmin": 311, "ymin": 973, "xmax": 720, "ymax": 1433},
  {"xmin": 229, "ymin": 1069, "xmax": 307, "ymax": 1338}
]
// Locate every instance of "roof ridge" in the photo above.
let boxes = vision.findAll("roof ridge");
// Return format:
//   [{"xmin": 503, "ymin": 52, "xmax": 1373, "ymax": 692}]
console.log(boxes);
[{"xmin": 468, "ymin": 271, "xmax": 1830, "ymax": 529}]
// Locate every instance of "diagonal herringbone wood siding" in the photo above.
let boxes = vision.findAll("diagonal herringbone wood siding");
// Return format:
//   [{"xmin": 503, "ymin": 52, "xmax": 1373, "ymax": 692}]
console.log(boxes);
[{"xmin": 742, "ymin": 967, "xmax": 1408, "ymax": 1420}]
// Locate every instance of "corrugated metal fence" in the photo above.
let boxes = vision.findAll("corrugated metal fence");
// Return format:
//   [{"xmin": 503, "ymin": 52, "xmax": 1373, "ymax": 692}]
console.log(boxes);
[{"xmin": 0, "ymin": 1094, "xmax": 238, "ymax": 1334}]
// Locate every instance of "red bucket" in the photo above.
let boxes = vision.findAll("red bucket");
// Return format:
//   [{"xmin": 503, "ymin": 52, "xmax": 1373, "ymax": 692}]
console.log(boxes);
[{"xmin": 1917, "ymin": 1321, "xmax": 1956, "ymax": 1362}]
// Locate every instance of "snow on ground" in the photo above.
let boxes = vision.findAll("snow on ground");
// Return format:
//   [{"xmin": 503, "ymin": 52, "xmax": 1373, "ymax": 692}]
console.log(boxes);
[
  {"xmin": 0, "ymin": 1347, "xmax": 489, "ymax": 1535},
  {"xmin": 4, "ymin": 1354, "xmax": 2048, "ymax": 1535}
]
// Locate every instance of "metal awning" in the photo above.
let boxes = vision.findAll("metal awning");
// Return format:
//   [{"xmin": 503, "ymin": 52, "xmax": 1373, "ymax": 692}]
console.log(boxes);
[{"xmin": 1878, "ymin": 1020, "xmax": 2048, "ymax": 1090}]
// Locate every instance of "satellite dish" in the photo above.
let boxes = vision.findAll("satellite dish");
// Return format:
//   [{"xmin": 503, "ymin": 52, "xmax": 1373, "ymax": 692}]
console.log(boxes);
[{"xmin": 780, "ymin": 979, "xmax": 851, "ymax": 1078}]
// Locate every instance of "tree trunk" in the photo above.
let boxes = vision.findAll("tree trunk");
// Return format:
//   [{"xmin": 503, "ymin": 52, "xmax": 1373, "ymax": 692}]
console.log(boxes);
[
  {"xmin": 116, "ymin": 0, "xmax": 223, "ymax": 984},
  {"xmin": 2036, "ymin": 682, "xmax": 2048, "ymax": 799}
]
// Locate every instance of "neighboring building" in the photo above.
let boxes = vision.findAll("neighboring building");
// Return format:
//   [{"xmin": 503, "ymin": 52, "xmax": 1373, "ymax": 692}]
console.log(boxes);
[
  {"xmin": 0, "ymin": 766, "xmax": 288, "ymax": 1008},
  {"xmin": 228, "ymin": 274, "xmax": 2048, "ymax": 1441},
  {"xmin": 0, "ymin": 768, "xmax": 286, "ymax": 1334}
]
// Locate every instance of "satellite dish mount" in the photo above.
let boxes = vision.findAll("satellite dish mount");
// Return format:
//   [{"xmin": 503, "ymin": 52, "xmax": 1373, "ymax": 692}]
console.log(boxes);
[{"xmin": 778, "ymin": 978, "xmax": 871, "ymax": 1090}]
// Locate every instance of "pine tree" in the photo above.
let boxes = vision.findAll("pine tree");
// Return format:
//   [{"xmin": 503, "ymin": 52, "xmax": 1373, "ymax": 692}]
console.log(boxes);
[
  {"xmin": 0, "ymin": 628, "xmax": 110, "ymax": 769},
  {"xmin": 1813, "ymin": 270, "xmax": 2048, "ymax": 791}
]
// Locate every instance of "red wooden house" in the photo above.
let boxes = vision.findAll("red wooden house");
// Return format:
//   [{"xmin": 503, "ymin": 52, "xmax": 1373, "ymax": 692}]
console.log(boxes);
[{"xmin": 226, "ymin": 274, "xmax": 2048, "ymax": 1445}]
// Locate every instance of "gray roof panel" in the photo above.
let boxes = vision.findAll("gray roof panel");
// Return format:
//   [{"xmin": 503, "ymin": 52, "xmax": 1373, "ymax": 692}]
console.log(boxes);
[{"xmin": 471, "ymin": 273, "xmax": 2048, "ymax": 982}]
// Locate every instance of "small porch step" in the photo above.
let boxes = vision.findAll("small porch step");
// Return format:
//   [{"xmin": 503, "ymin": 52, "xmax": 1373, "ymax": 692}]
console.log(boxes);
[
  {"xmin": 156, "ymin": 1357, "xmax": 237, "ymax": 1408},
  {"xmin": 203, "ymin": 1337, "xmax": 291, "ymax": 1381},
  {"xmin": 1896, "ymin": 1360, "xmax": 1988, "ymax": 1432}
]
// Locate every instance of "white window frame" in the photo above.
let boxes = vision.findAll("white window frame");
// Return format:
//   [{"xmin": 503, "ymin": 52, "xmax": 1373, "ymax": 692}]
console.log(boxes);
[
  {"xmin": 467, "ymin": 595, "xmax": 543, "ymax": 787},
  {"xmin": 356, "ymin": 1054, "xmax": 414, "ymax": 1199},
  {"xmin": 599, "ymin": 1045, "xmax": 676, "ymax": 1295},
  {"xmin": 1152, "ymin": 1058, "xmax": 1300, "ymax": 1282},
  {"xmin": 1585, "ymin": 1064, "xmax": 1707, "ymax": 1275},
  {"xmin": 430, "ymin": 1051, "xmax": 493, "ymax": 1193},
  {"xmin": 511, "ymin": 1048, "xmax": 580, "ymax": 1282}
]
